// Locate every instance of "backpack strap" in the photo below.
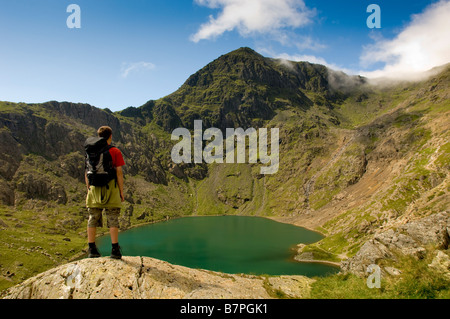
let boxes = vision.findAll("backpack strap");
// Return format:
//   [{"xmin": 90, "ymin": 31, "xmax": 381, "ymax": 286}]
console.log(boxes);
[
  {"xmin": 108, "ymin": 145, "xmax": 118, "ymax": 188},
  {"xmin": 103, "ymin": 145, "xmax": 118, "ymax": 186}
]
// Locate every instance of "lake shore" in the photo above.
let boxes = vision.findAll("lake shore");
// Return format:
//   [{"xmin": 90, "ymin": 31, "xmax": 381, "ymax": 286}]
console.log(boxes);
[
  {"xmin": 72, "ymin": 214, "xmax": 341, "ymax": 271},
  {"xmin": 94, "ymin": 214, "xmax": 339, "ymax": 276}
]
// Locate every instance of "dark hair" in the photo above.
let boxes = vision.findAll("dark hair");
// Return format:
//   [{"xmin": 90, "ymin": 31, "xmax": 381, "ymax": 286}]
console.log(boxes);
[{"xmin": 97, "ymin": 126, "xmax": 113, "ymax": 140}]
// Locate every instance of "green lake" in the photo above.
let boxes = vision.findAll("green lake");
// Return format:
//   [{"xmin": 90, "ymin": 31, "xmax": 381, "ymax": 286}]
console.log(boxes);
[{"xmin": 97, "ymin": 215, "xmax": 339, "ymax": 277}]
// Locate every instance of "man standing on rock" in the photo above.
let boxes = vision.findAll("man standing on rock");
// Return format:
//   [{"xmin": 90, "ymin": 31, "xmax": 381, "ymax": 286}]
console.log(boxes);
[{"xmin": 84, "ymin": 126, "xmax": 125, "ymax": 259}]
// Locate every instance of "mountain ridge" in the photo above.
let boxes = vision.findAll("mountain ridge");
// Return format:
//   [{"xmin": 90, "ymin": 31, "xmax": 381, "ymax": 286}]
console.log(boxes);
[{"xmin": 120, "ymin": 47, "xmax": 364, "ymax": 130}]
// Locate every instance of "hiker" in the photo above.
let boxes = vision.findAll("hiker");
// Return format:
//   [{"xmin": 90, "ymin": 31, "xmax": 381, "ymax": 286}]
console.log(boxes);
[{"xmin": 84, "ymin": 126, "xmax": 125, "ymax": 259}]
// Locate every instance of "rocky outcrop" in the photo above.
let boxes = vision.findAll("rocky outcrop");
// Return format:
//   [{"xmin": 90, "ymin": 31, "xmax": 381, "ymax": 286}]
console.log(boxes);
[
  {"xmin": 0, "ymin": 128, "xmax": 22, "ymax": 181},
  {"xmin": 15, "ymin": 173, "xmax": 67, "ymax": 204},
  {"xmin": 1, "ymin": 257, "xmax": 314, "ymax": 299},
  {"xmin": 0, "ymin": 110, "xmax": 87, "ymax": 161},
  {"xmin": 41, "ymin": 101, "xmax": 128, "ymax": 142},
  {"xmin": 0, "ymin": 179, "xmax": 15, "ymax": 206},
  {"xmin": 428, "ymin": 251, "xmax": 450, "ymax": 279},
  {"xmin": 341, "ymin": 211, "xmax": 450, "ymax": 277}
]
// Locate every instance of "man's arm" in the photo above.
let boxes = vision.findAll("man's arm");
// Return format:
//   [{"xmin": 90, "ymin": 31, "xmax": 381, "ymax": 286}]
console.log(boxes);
[
  {"xmin": 116, "ymin": 166, "xmax": 124, "ymax": 202},
  {"xmin": 85, "ymin": 172, "xmax": 90, "ymax": 191}
]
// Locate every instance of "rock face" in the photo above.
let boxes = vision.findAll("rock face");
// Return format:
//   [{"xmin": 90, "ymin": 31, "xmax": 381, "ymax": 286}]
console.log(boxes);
[
  {"xmin": 428, "ymin": 251, "xmax": 450, "ymax": 279},
  {"xmin": 341, "ymin": 212, "xmax": 450, "ymax": 277},
  {"xmin": 16, "ymin": 173, "xmax": 67, "ymax": 204},
  {"xmin": 1, "ymin": 257, "xmax": 314, "ymax": 299}
]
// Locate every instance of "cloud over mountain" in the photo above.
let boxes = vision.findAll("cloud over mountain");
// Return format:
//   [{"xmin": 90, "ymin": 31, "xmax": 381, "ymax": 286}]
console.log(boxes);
[
  {"xmin": 190, "ymin": 0, "xmax": 315, "ymax": 42},
  {"xmin": 360, "ymin": 0, "xmax": 450, "ymax": 80}
]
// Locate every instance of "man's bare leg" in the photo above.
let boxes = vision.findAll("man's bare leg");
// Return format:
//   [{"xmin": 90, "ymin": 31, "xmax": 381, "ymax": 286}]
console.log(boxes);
[
  {"xmin": 87, "ymin": 226, "xmax": 96, "ymax": 243},
  {"xmin": 110, "ymin": 227, "xmax": 119, "ymax": 244}
]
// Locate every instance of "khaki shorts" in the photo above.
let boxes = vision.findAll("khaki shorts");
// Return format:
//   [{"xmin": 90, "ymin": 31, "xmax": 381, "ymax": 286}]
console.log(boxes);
[{"xmin": 87, "ymin": 207, "xmax": 120, "ymax": 228}]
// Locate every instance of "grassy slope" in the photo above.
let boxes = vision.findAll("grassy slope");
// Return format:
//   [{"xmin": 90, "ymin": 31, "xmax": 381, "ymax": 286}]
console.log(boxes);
[{"xmin": 299, "ymin": 70, "xmax": 450, "ymax": 298}]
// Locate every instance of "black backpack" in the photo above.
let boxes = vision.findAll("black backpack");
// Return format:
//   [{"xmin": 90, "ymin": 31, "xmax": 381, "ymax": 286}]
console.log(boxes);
[{"xmin": 84, "ymin": 137, "xmax": 116, "ymax": 187}]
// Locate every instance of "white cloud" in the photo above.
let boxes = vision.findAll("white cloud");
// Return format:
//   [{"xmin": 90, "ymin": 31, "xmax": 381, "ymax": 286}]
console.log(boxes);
[
  {"xmin": 269, "ymin": 32, "xmax": 326, "ymax": 52},
  {"xmin": 268, "ymin": 52, "xmax": 363, "ymax": 92},
  {"xmin": 121, "ymin": 62, "xmax": 155, "ymax": 78},
  {"xmin": 276, "ymin": 53, "xmax": 328, "ymax": 67},
  {"xmin": 191, "ymin": 0, "xmax": 315, "ymax": 42},
  {"xmin": 360, "ymin": 0, "xmax": 450, "ymax": 80},
  {"xmin": 293, "ymin": 36, "xmax": 326, "ymax": 52},
  {"xmin": 272, "ymin": 52, "xmax": 356, "ymax": 75}
]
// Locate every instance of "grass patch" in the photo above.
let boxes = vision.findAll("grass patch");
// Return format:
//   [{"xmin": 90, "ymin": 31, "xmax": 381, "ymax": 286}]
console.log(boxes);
[
  {"xmin": 435, "ymin": 142, "xmax": 450, "ymax": 167},
  {"xmin": 196, "ymin": 163, "xmax": 254, "ymax": 215},
  {"xmin": 299, "ymin": 244, "xmax": 341, "ymax": 263},
  {"xmin": 386, "ymin": 251, "xmax": 450, "ymax": 299},
  {"xmin": 310, "ymin": 250, "xmax": 450, "ymax": 299},
  {"xmin": 310, "ymin": 273, "xmax": 390, "ymax": 299},
  {"xmin": 0, "ymin": 206, "xmax": 87, "ymax": 292}
]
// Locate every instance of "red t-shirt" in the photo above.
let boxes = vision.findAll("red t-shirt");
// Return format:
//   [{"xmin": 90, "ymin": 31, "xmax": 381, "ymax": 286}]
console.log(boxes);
[{"xmin": 109, "ymin": 147, "xmax": 125, "ymax": 168}]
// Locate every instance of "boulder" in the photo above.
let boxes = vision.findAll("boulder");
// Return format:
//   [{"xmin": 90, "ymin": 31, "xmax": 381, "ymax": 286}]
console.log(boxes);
[
  {"xmin": 341, "ymin": 211, "xmax": 450, "ymax": 277},
  {"xmin": 398, "ymin": 212, "xmax": 449, "ymax": 249},
  {"xmin": 340, "ymin": 239, "xmax": 393, "ymax": 277},
  {"xmin": 428, "ymin": 251, "xmax": 450, "ymax": 279},
  {"xmin": 1, "ymin": 256, "xmax": 314, "ymax": 299}
]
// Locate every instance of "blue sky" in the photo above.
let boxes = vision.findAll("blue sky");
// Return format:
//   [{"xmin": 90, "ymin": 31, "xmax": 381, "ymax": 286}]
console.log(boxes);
[{"xmin": 0, "ymin": 0, "xmax": 449, "ymax": 111}]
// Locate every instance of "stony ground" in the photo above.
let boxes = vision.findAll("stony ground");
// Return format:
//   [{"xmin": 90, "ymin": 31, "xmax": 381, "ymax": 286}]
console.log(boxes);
[{"xmin": 1, "ymin": 256, "xmax": 314, "ymax": 299}]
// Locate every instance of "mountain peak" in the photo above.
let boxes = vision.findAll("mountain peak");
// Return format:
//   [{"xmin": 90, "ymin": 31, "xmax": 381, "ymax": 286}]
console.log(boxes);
[
  {"xmin": 183, "ymin": 47, "xmax": 275, "ymax": 89},
  {"xmin": 169, "ymin": 47, "xmax": 338, "ymax": 129},
  {"xmin": 225, "ymin": 46, "xmax": 263, "ymax": 57},
  {"xmin": 217, "ymin": 47, "xmax": 266, "ymax": 65}
]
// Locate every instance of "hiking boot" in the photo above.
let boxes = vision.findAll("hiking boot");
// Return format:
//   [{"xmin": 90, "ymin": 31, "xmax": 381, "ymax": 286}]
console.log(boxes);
[
  {"xmin": 110, "ymin": 245, "xmax": 122, "ymax": 259},
  {"xmin": 88, "ymin": 245, "xmax": 101, "ymax": 258}
]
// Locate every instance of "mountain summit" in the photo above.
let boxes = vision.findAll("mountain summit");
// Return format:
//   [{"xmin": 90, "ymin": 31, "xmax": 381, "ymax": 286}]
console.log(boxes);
[
  {"xmin": 184, "ymin": 47, "xmax": 286, "ymax": 88},
  {"xmin": 121, "ymin": 47, "xmax": 363, "ymax": 130}
]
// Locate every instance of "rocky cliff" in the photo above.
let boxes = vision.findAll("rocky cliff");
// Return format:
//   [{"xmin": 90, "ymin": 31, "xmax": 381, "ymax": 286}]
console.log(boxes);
[{"xmin": 1, "ymin": 256, "xmax": 313, "ymax": 299}]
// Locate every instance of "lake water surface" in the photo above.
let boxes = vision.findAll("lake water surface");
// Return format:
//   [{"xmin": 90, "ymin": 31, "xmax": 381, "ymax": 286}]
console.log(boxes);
[{"xmin": 97, "ymin": 215, "xmax": 339, "ymax": 277}]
